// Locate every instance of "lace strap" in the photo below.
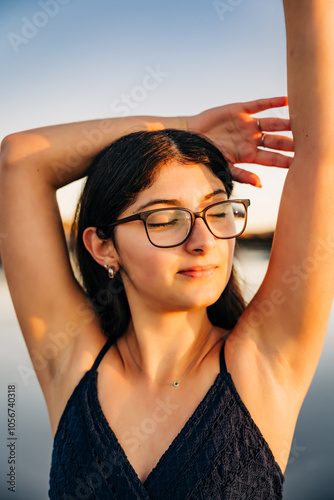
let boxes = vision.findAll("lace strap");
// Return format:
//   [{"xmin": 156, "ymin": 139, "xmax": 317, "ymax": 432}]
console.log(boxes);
[{"xmin": 90, "ymin": 336, "xmax": 114, "ymax": 372}]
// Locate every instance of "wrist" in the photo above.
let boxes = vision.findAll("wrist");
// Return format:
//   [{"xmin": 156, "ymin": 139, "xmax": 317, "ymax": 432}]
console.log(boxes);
[{"xmin": 177, "ymin": 116, "xmax": 189, "ymax": 131}]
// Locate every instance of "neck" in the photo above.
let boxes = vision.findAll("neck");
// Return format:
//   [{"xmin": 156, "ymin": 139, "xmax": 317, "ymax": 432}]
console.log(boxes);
[{"xmin": 119, "ymin": 309, "xmax": 215, "ymax": 386}]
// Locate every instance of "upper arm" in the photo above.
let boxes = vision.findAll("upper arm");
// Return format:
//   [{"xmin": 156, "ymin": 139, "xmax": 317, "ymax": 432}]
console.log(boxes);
[
  {"xmin": 240, "ymin": 157, "xmax": 334, "ymax": 384},
  {"xmin": 0, "ymin": 136, "xmax": 101, "ymax": 389}
]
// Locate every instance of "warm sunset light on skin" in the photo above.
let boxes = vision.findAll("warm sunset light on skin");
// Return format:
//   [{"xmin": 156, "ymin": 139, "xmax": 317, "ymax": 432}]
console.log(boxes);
[{"xmin": 28, "ymin": 317, "xmax": 47, "ymax": 341}]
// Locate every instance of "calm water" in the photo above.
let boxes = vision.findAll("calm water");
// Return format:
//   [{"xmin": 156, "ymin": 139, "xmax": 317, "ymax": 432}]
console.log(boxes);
[{"xmin": 0, "ymin": 249, "xmax": 333, "ymax": 499}]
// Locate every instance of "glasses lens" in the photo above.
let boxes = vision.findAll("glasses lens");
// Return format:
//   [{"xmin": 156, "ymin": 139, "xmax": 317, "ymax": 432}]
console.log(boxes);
[
  {"xmin": 146, "ymin": 209, "xmax": 191, "ymax": 247},
  {"xmin": 206, "ymin": 202, "xmax": 247, "ymax": 238}
]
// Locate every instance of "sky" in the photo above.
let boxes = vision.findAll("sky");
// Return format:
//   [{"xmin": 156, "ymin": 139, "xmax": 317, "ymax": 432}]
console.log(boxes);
[{"xmin": 0, "ymin": 0, "xmax": 289, "ymax": 232}]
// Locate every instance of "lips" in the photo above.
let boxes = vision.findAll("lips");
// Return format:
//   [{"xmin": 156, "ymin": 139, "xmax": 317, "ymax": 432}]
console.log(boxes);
[{"xmin": 178, "ymin": 265, "xmax": 217, "ymax": 278}]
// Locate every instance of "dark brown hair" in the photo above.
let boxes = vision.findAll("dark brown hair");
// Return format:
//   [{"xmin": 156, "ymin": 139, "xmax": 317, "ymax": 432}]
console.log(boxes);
[{"xmin": 72, "ymin": 129, "xmax": 245, "ymax": 340}]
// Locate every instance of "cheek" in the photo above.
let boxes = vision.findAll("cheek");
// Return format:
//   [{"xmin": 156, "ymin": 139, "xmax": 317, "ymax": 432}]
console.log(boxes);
[
  {"xmin": 213, "ymin": 240, "xmax": 235, "ymax": 293},
  {"xmin": 115, "ymin": 227, "xmax": 173, "ymax": 285}
]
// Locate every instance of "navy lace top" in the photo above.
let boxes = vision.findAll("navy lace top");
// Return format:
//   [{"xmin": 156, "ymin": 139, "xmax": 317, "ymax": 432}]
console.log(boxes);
[{"xmin": 49, "ymin": 336, "xmax": 284, "ymax": 499}]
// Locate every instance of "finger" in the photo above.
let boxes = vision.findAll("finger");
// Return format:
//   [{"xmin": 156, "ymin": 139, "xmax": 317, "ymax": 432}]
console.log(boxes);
[
  {"xmin": 253, "ymin": 150, "xmax": 293, "ymax": 168},
  {"xmin": 242, "ymin": 96, "xmax": 288, "ymax": 115},
  {"xmin": 260, "ymin": 134, "xmax": 294, "ymax": 151},
  {"xmin": 229, "ymin": 165, "xmax": 262, "ymax": 187},
  {"xmin": 256, "ymin": 117, "xmax": 291, "ymax": 132}
]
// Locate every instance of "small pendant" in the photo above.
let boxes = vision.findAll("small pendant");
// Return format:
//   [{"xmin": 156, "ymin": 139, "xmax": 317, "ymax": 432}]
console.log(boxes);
[{"xmin": 174, "ymin": 382, "xmax": 179, "ymax": 387}]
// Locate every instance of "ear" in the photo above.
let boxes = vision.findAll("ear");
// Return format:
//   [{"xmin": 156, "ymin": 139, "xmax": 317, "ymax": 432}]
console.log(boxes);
[{"xmin": 82, "ymin": 227, "xmax": 120, "ymax": 271}]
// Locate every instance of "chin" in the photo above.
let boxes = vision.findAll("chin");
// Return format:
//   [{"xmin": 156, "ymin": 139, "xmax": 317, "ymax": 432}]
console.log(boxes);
[{"xmin": 176, "ymin": 289, "xmax": 223, "ymax": 312}]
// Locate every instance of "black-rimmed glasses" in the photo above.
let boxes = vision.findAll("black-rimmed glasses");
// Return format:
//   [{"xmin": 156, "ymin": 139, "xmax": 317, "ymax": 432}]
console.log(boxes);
[{"xmin": 99, "ymin": 199, "xmax": 250, "ymax": 248}]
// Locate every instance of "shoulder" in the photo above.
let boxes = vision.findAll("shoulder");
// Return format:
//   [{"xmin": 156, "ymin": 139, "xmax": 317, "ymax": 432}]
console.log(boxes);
[{"xmin": 46, "ymin": 323, "xmax": 112, "ymax": 437}]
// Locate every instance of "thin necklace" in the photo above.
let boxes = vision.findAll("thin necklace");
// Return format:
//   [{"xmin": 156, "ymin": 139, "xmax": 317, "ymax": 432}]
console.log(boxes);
[{"xmin": 124, "ymin": 326, "xmax": 214, "ymax": 387}]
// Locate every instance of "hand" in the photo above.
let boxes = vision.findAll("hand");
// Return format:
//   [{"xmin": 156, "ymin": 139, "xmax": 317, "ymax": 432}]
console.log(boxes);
[{"xmin": 187, "ymin": 96, "xmax": 294, "ymax": 187}]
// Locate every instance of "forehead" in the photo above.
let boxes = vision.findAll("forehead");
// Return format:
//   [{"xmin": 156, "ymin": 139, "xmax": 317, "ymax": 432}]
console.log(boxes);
[{"xmin": 133, "ymin": 162, "xmax": 227, "ymax": 209}]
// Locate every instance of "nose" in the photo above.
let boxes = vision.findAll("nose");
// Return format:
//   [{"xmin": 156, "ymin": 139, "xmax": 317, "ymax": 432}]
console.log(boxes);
[{"xmin": 184, "ymin": 217, "xmax": 216, "ymax": 253}]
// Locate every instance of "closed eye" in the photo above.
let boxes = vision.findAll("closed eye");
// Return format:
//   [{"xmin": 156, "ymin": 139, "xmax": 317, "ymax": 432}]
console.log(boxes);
[
  {"xmin": 148, "ymin": 218, "xmax": 179, "ymax": 229},
  {"xmin": 208, "ymin": 212, "xmax": 229, "ymax": 219}
]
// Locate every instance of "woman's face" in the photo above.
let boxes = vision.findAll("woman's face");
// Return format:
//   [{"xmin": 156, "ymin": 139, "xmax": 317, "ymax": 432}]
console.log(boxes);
[{"xmin": 113, "ymin": 162, "xmax": 235, "ymax": 314}]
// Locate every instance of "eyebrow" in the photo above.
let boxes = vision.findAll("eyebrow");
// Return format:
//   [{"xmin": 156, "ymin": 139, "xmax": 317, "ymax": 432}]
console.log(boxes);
[{"xmin": 136, "ymin": 189, "xmax": 227, "ymax": 212}]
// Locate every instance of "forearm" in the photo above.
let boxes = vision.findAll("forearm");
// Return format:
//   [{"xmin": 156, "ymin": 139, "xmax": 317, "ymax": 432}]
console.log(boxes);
[
  {"xmin": 283, "ymin": 0, "xmax": 334, "ymax": 159},
  {"xmin": 0, "ymin": 115, "xmax": 187, "ymax": 189}
]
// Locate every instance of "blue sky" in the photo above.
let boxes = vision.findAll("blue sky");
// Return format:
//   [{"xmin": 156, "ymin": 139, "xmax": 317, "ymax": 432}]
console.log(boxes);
[{"xmin": 1, "ymin": 0, "xmax": 289, "ymax": 231}]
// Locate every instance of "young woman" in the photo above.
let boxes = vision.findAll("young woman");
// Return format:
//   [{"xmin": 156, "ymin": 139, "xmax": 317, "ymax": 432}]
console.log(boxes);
[{"xmin": 1, "ymin": 0, "xmax": 333, "ymax": 498}]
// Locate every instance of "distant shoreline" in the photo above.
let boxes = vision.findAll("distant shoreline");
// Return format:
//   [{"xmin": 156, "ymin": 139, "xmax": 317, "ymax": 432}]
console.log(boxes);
[{"xmin": 237, "ymin": 231, "xmax": 274, "ymax": 250}]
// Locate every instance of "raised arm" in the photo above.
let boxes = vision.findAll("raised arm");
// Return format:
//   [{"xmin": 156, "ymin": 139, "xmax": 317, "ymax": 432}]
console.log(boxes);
[
  {"xmin": 238, "ymin": 0, "xmax": 334, "ymax": 394},
  {"xmin": 0, "ymin": 114, "xmax": 187, "ymax": 392}
]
